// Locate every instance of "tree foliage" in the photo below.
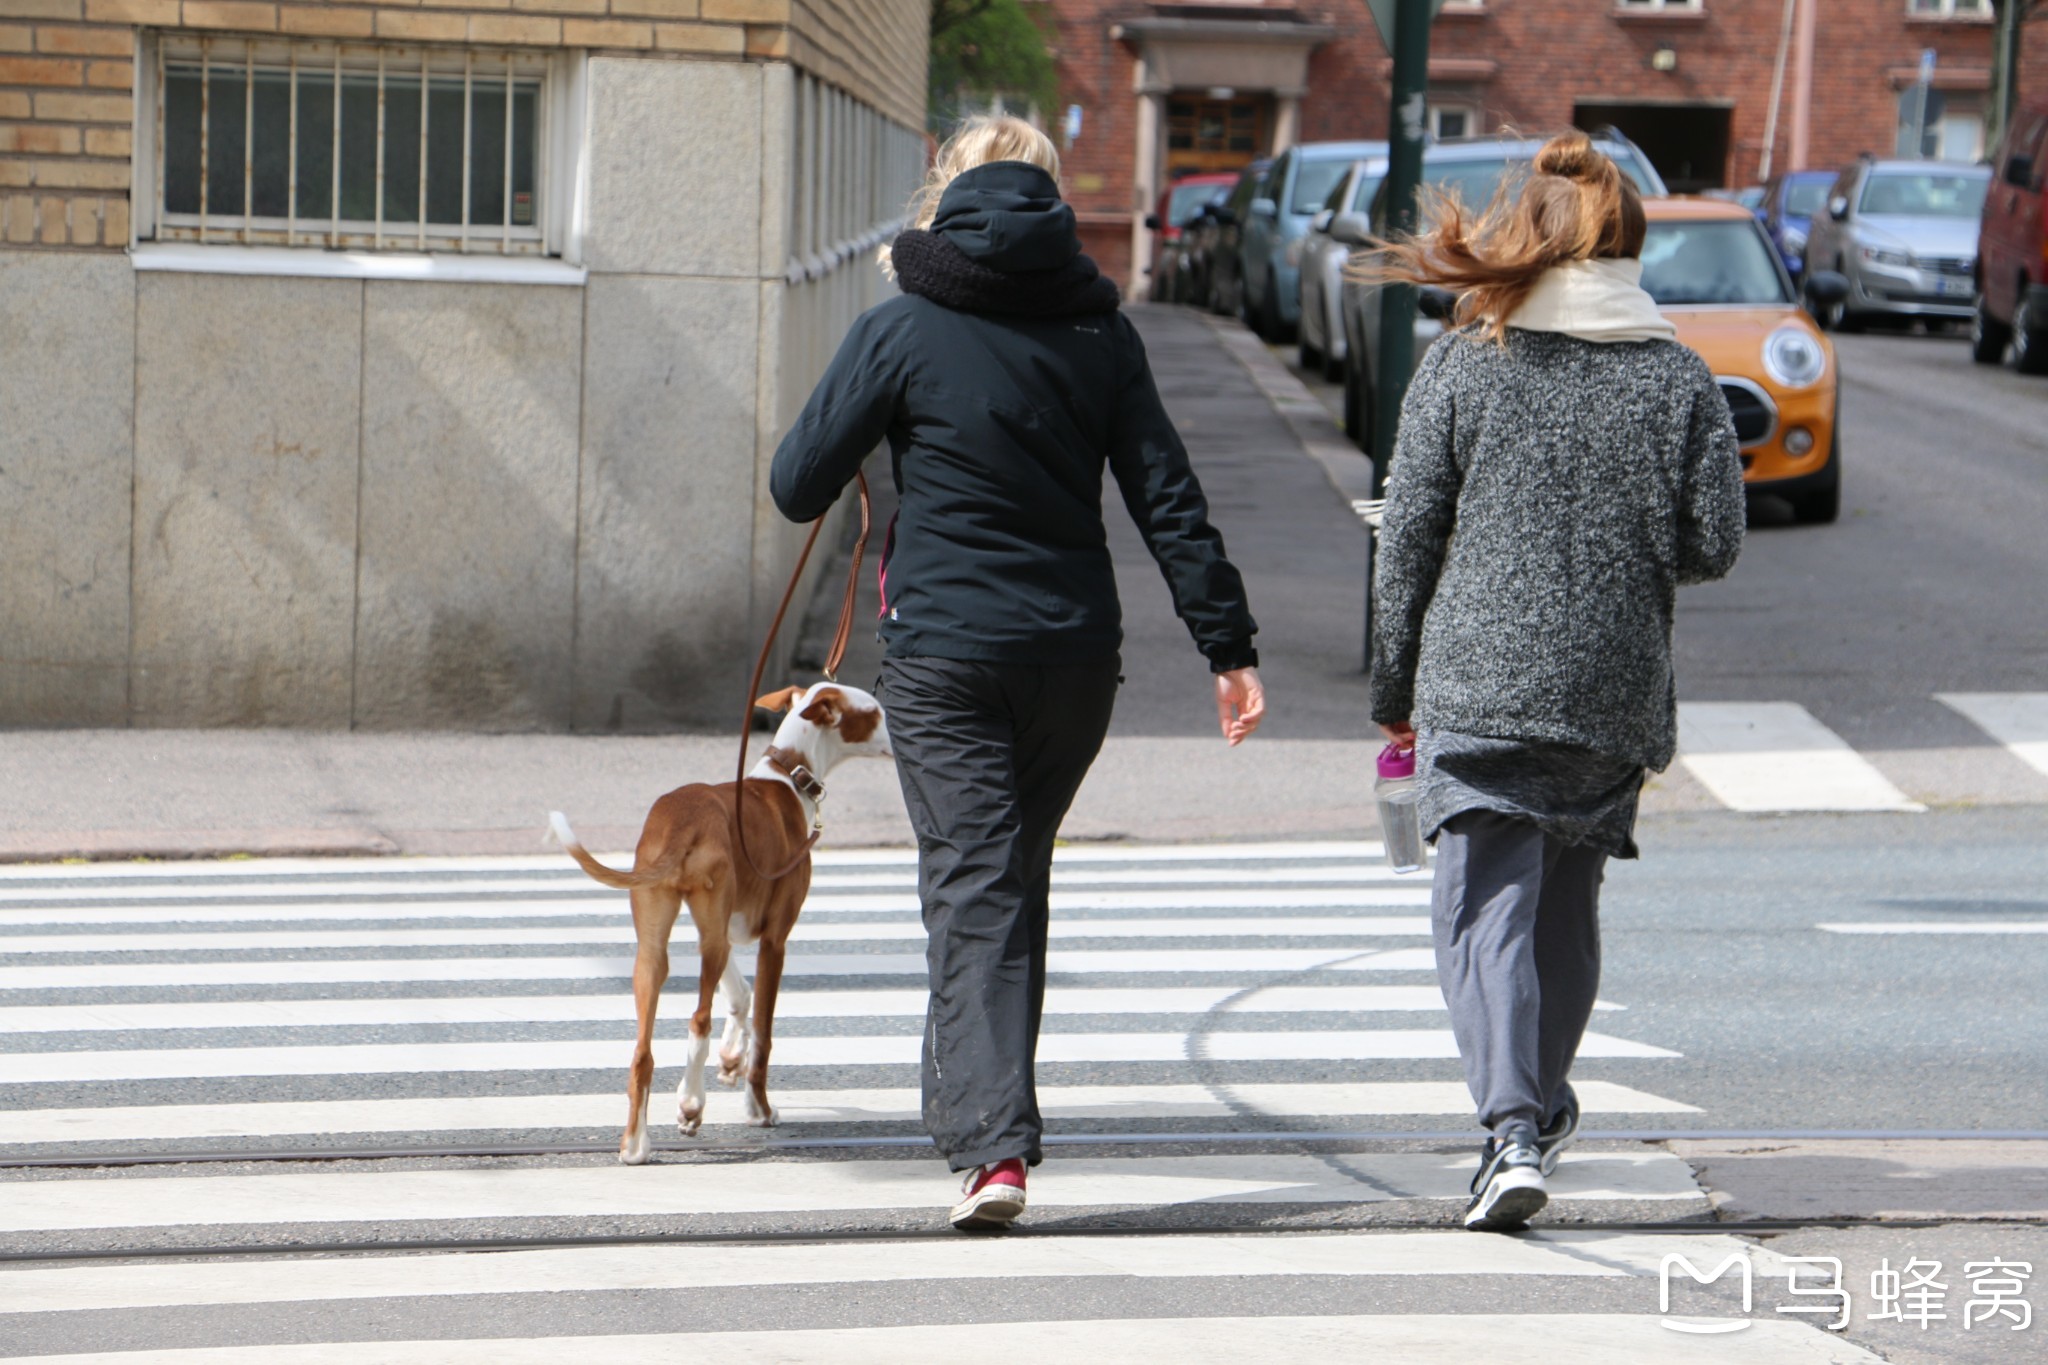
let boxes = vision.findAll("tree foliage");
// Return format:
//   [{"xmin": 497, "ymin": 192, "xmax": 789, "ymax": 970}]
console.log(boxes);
[{"xmin": 928, "ymin": 0, "xmax": 1059, "ymax": 133}]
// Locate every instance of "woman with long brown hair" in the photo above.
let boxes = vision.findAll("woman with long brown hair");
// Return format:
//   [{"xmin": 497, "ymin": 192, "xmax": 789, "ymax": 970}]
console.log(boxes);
[{"xmin": 1365, "ymin": 132, "xmax": 1745, "ymax": 1230}]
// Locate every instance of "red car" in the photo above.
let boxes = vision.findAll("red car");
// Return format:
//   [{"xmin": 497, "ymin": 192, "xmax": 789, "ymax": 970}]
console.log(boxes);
[
  {"xmin": 1147, "ymin": 172, "xmax": 1237, "ymax": 302},
  {"xmin": 1974, "ymin": 96, "xmax": 2048, "ymax": 374}
]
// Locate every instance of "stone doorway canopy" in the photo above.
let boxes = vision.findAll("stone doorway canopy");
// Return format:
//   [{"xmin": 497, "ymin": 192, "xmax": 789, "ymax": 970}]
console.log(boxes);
[{"xmin": 1113, "ymin": 10, "xmax": 1335, "ymax": 294}]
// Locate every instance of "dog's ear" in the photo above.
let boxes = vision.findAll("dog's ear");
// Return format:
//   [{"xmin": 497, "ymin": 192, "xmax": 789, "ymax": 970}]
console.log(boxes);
[
  {"xmin": 799, "ymin": 686, "xmax": 846, "ymax": 729},
  {"xmin": 753, "ymin": 685, "xmax": 804, "ymax": 715}
]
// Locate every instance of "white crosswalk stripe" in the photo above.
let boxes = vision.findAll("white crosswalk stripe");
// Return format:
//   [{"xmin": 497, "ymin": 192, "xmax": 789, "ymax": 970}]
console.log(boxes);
[
  {"xmin": 0, "ymin": 842, "xmax": 1772, "ymax": 1358},
  {"xmin": 1676, "ymin": 701, "xmax": 1923, "ymax": 812},
  {"xmin": 1937, "ymin": 691, "xmax": 2048, "ymax": 780}
]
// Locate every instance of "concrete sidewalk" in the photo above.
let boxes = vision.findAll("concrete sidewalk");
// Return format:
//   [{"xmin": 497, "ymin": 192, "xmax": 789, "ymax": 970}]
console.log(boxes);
[{"xmin": 0, "ymin": 305, "xmax": 1383, "ymax": 861}]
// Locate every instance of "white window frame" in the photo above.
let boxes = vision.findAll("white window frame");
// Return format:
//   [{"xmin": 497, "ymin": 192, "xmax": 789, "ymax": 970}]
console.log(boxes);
[
  {"xmin": 132, "ymin": 32, "xmax": 588, "ymax": 281},
  {"xmin": 1616, "ymin": 0, "xmax": 1704, "ymax": 10},
  {"xmin": 1428, "ymin": 102, "xmax": 1477, "ymax": 140},
  {"xmin": 1907, "ymin": 0, "xmax": 1989, "ymax": 16}
]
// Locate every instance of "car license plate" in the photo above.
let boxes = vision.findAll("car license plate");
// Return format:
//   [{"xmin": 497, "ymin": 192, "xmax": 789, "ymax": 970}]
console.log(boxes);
[{"xmin": 1935, "ymin": 276, "xmax": 1973, "ymax": 298}]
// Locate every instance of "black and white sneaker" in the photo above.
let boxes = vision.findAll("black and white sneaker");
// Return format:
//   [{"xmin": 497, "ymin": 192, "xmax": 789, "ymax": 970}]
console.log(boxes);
[
  {"xmin": 1537, "ymin": 1085, "xmax": 1580, "ymax": 1177},
  {"xmin": 1464, "ymin": 1124, "xmax": 1548, "ymax": 1232}
]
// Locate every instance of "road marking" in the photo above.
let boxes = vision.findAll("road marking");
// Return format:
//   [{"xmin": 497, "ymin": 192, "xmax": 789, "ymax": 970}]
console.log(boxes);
[
  {"xmin": 0, "ymin": 842, "xmax": 1392, "ymax": 885},
  {"xmin": 0, "ymin": 947, "xmax": 1442, "ymax": 990},
  {"xmin": 0, "ymin": 916, "xmax": 1432, "ymax": 955},
  {"xmin": 1676, "ymin": 701, "xmax": 1924, "ymax": 812},
  {"xmin": 0, "ymin": 1150, "xmax": 1707, "ymax": 1233},
  {"xmin": 0, "ymin": 887, "xmax": 1433, "ymax": 916},
  {"xmin": 0, "ymin": 1228, "xmax": 1754, "ymax": 1314},
  {"xmin": 0, "ymin": 1316, "xmax": 1882, "ymax": 1363},
  {"xmin": 1818, "ymin": 921, "xmax": 2048, "ymax": 935},
  {"xmin": 0, "ymin": 1029, "xmax": 1678, "ymax": 1084},
  {"xmin": 0, "ymin": 1081, "xmax": 1696, "ymax": 1146},
  {"xmin": 10, "ymin": 984, "xmax": 1631, "ymax": 1033},
  {"xmin": 1936, "ymin": 691, "xmax": 2048, "ymax": 780}
]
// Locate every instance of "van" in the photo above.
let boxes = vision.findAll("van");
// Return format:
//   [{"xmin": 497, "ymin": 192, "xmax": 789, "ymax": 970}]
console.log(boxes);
[{"xmin": 1973, "ymin": 100, "xmax": 2048, "ymax": 374}]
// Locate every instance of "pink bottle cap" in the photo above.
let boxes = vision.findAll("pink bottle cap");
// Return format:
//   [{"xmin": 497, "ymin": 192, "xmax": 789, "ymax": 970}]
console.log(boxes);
[{"xmin": 1377, "ymin": 743, "xmax": 1416, "ymax": 779}]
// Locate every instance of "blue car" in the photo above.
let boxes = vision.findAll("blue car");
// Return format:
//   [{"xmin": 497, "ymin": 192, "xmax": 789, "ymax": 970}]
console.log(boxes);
[
  {"xmin": 1237, "ymin": 140, "xmax": 1387, "ymax": 342},
  {"xmin": 1760, "ymin": 169, "xmax": 1837, "ymax": 282}
]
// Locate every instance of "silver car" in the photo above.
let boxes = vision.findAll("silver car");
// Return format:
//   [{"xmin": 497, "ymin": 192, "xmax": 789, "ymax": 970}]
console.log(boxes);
[
  {"xmin": 1297, "ymin": 156, "xmax": 1387, "ymax": 382},
  {"xmin": 1801, "ymin": 158, "xmax": 1991, "ymax": 331}
]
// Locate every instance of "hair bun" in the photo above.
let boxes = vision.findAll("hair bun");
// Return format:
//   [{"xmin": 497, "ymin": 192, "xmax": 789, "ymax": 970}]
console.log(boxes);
[{"xmin": 1533, "ymin": 132, "xmax": 1605, "ymax": 183}]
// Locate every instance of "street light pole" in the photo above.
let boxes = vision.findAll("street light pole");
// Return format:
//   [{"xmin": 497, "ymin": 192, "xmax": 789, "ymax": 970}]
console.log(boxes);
[{"xmin": 1370, "ymin": 0, "xmax": 1433, "ymax": 495}]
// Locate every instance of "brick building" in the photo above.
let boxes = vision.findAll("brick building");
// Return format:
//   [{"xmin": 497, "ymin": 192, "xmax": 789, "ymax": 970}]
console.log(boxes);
[
  {"xmin": 0, "ymin": 0, "xmax": 926, "ymax": 729},
  {"xmin": 1042, "ymin": 0, "xmax": 2048, "ymax": 292}
]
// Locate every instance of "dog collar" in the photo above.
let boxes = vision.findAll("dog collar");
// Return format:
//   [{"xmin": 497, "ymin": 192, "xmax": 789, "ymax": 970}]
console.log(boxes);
[{"xmin": 763, "ymin": 746, "xmax": 825, "ymax": 803}]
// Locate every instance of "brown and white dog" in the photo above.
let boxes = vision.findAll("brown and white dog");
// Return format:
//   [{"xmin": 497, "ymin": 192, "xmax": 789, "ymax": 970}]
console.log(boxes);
[{"xmin": 549, "ymin": 682, "xmax": 891, "ymax": 1165}]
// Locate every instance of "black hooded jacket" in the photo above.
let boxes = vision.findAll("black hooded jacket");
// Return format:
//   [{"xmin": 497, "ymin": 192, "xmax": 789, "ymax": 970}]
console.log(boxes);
[{"xmin": 769, "ymin": 161, "xmax": 1259, "ymax": 673}]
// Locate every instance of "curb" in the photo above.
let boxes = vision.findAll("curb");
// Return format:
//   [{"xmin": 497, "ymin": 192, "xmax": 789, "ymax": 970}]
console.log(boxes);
[
  {"xmin": 0, "ymin": 827, "xmax": 400, "ymax": 864},
  {"xmin": 1199, "ymin": 311, "xmax": 1381, "ymax": 511}
]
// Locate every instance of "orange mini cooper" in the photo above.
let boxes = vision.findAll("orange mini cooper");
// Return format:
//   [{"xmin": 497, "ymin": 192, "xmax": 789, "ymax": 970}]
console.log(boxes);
[{"xmin": 1640, "ymin": 197, "xmax": 1847, "ymax": 524}]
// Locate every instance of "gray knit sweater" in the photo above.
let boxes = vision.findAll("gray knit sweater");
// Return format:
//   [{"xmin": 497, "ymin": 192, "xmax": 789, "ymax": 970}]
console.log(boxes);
[{"xmin": 1369, "ymin": 326, "xmax": 1745, "ymax": 772}]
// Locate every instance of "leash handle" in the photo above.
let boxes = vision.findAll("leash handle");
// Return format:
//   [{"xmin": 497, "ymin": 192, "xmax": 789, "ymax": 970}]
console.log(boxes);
[{"xmin": 734, "ymin": 470, "xmax": 872, "ymax": 883}]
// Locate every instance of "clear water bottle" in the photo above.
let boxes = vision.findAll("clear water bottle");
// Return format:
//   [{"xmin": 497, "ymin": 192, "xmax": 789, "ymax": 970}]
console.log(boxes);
[{"xmin": 1375, "ymin": 743, "xmax": 1426, "ymax": 874}]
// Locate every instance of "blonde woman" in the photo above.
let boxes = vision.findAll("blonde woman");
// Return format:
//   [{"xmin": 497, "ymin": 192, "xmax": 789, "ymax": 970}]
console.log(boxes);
[
  {"xmin": 771, "ymin": 117, "xmax": 1266, "ymax": 1230},
  {"xmin": 1366, "ymin": 132, "xmax": 1745, "ymax": 1230}
]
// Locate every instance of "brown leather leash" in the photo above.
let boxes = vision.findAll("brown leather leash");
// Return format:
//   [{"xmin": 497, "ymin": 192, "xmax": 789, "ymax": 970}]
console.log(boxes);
[{"xmin": 733, "ymin": 469, "xmax": 872, "ymax": 883}]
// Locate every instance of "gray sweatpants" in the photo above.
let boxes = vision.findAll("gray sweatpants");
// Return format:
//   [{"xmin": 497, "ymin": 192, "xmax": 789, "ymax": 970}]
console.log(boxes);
[{"xmin": 1431, "ymin": 809, "xmax": 1607, "ymax": 1137}]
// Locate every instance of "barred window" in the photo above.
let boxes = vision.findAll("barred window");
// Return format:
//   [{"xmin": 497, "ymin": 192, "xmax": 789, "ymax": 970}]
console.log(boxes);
[{"xmin": 139, "ymin": 36, "xmax": 569, "ymax": 256}]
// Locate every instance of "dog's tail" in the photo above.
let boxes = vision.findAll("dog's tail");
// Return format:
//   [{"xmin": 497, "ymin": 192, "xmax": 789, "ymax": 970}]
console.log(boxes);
[{"xmin": 547, "ymin": 810, "xmax": 647, "ymax": 891}]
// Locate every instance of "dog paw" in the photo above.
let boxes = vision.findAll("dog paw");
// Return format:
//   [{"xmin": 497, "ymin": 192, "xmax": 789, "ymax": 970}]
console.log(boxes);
[
  {"xmin": 743, "ymin": 1092, "xmax": 778, "ymax": 1128},
  {"xmin": 678, "ymin": 1101, "xmax": 704, "ymax": 1137},
  {"xmin": 619, "ymin": 1129, "xmax": 652, "ymax": 1165},
  {"xmin": 716, "ymin": 1055, "xmax": 745, "ymax": 1088}
]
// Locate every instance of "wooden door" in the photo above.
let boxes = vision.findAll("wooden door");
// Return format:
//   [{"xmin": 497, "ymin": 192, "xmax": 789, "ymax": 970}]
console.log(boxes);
[{"xmin": 1165, "ymin": 96, "xmax": 1269, "ymax": 179}]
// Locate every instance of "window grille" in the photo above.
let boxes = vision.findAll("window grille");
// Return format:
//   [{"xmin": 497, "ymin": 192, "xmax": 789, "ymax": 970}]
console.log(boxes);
[{"xmin": 146, "ymin": 36, "xmax": 552, "ymax": 254}]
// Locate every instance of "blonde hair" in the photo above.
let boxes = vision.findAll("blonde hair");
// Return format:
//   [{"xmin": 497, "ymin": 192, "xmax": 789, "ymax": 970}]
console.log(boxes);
[
  {"xmin": 878, "ymin": 115, "xmax": 1061, "ymax": 277},
  {"xmin": 1353, "ymin": 131, "xmax": 1647, "ymax": 340}
]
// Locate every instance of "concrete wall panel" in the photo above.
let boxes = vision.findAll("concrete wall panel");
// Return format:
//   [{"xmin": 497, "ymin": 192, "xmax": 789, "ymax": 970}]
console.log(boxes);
[
  {"xmin": 575, "ymin": 275, "xmax": 758, "ymax": 731},
  {"xmin": 0, "ymin": 250, "xmax": 134, "ymax": 724},
  {"xmin": 355, "ymin": 283, "xmax": 584, "ymax": 731},
  {"xmin": 131, "ymin": 273, "xmax": 362, "ymax": 727},
  {"xmin": 584, "ymin": 58, "xmax": 764, "ymax": 279}
]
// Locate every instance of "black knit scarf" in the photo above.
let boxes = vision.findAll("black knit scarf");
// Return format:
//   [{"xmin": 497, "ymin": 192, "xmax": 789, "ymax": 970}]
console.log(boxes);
[{"xmin": 891, "ymin": 229, "xmax": 1121, "ymax": 317}]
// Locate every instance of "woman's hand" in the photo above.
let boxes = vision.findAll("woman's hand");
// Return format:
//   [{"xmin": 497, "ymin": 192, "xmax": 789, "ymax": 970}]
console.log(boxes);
[
  {"xmin": 1379, "ymin": 720, "xmax": 1416, "ymax": 749},
  {"xmin": 1215, "ymin": 668, "xmax": 1266, "ymax": 746}
]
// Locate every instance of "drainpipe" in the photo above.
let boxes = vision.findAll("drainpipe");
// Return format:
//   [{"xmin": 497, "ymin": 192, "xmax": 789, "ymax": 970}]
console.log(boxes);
[{"xmin": 1790, "ymin": 0, "xmax": 1815, "ymax": 170}]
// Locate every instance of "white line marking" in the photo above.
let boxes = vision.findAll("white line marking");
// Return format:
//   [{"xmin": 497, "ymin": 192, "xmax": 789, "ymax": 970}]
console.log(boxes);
[
  {"xmin": 0, "ymin": 1029, "xmax": 1679, "ymax": 1083},
  {"xmin": 1936, "ymin": 691, "xmax": 2048, "ymax": 780},
  {"xmin": 1818, "ymin": 921, "xmax": 2048, "ymax": 935},
  {"xmin": 0, "ymin": 1316, "xmax": 1878, "ymax": 1364},
  {"xmin": 0, "ymin": 1316, "xmax": 1882, "ymax": 1363},
  {"xmin": 0, "ymin": 842, "xmax": 1392, "ymax": 884},
  {"xmin": 0, "ymin": 1228, "xmax": 1760, "ymax": 1315},
  {"xmin": 0, "ymin": 947, "xmax": 1442, "ymax": 990},
  {"xmin": 0, "ymin": 1150, "xmax": 1707, "ymax": 1233},
  {"xmin": 1677, "ymin": 701, "xmax": 1924, "ymax": 812},
  {"xmin": 10, "ymin": 985, "xmax": 1630, "ymax": 1033},
  {"xmin": 0, "ymin": 1081, "xmax": 1697, "ymax": 1146},
  {"xmin": 0, "ymin": 917, "xmax": 1431, "ymax": 955}
]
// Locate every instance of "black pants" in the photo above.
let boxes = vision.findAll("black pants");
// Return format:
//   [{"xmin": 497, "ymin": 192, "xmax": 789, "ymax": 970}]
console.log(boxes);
[{"xmin": 877, "ymin": 655, "xmax": 1119, "ymax": 1171}]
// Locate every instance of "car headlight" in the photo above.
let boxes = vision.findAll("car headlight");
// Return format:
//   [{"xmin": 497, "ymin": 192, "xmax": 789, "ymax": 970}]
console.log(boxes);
[
  {"xmin": 1762, "ymin": 326, "xmax": 1827, "ymax": 389},
  {"xmin": 1858, "ymin": 244, "xmax": 1913, "ymax": 269}
]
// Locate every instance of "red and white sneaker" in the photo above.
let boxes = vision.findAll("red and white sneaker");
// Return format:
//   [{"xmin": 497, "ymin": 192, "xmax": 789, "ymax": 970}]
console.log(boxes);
[{"xmin": 949, "ymin": 1158, "xmax": 1028, "ymax": 1231}]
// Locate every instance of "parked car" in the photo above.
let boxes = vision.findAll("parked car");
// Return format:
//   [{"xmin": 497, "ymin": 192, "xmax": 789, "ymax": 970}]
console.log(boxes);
[
  {"xmin": 1972, "ymin": 100, "xmax": 2048, "ymax": 373},
  {"xmin": 1233, "ymin": 139, "xmax": 1387, "ymax": 342},
  {"xmin": 1337, "ymin": 132, "xmax": 1668, "ymax": 458},
  {"xmin": 1759, "ymin": 168, "xmax": 1837, "ymax": 281},
  {"xmin": 1638, "ymin": 197, "xmax": 1849, "ymax": 523},
  {"xmin": 1297, "ymin": 156, "xmax": 1388, "ymax": 380},
  {"xmin": 1201, "ymin": 160, "xmax": 1272, "ymax": 318},
  {"xmin": 1145, "ymin": 172, "xmax": 1236, "ymax": 303},
  {"xmin": 1704, "ymin": 185, "xmax": 1766, "ymax": 213},
  {"xmin": 1802, "ymin": 158, "xmax": 1991, "ymax": 332}
]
